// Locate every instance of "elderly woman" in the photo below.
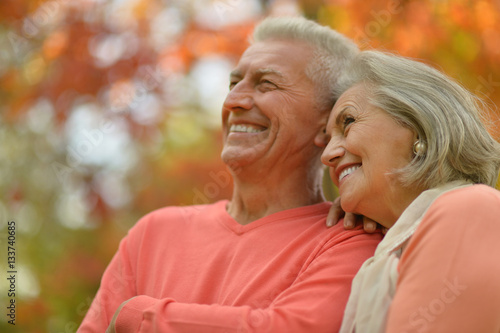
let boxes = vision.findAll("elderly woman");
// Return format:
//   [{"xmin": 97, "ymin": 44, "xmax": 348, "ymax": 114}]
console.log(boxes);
[{"xmin": 321, "ymin": 50, "xmax": 500, "ymax": 332}]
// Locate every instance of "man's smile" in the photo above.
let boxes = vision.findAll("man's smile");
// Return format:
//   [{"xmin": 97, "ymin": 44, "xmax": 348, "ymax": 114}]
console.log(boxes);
[{"xmin": 229, "ymin": 124, "xmax": 267, "ymax": 133}]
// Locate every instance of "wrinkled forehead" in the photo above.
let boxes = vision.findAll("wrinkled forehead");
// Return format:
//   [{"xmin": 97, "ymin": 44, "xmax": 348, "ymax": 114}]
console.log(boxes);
[
  {"xmin": 326, "ymin": 83, "xmax": 371, "ymax": 129},
  {"xmin": 234, "ymin": 40, "xmax": 313, "ymax": 76}
]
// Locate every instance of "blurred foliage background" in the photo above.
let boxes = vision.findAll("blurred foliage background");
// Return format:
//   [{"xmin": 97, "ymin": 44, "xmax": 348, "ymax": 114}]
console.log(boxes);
[{"xmin": 0, "ymin": 0, "xmax": 499, "ymax": 332}]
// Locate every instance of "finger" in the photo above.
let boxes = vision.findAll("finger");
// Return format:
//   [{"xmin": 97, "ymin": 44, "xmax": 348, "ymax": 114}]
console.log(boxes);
[
  {"xmin": 344, "ymin": 212, "xmax": 356, "ymax": 229},
  {"xmin": 363, "ymin": 217, "xmax": 377, "ymax": 233},
  {"xmin": 326, "ymin": 197, "xmax": 343, "ymax": 227}
]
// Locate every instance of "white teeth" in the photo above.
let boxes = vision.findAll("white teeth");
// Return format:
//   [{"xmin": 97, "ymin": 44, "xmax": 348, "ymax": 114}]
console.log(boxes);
[
  {"xmin": 339, "ymin": 165, "xmax": 360, "ymax": 181},
  {"xmin": 229, "ymin": 124, "xmax": 264, "ymax": 133}
]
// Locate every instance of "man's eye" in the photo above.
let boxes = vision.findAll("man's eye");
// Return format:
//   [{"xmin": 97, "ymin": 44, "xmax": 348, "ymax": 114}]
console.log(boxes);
[
  {"xmin": 259, "ymin": 80, "xmax": 277, "ymax": 90},
  {"xmin": 229, "ymin": 81, "xmax": 238, "ymax": 90}
]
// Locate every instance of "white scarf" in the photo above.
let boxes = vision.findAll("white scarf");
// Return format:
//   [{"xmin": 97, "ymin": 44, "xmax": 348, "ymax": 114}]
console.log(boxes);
[{"xmin": 340, "ymin": 181, "xmax": 472, "ymax": 333}]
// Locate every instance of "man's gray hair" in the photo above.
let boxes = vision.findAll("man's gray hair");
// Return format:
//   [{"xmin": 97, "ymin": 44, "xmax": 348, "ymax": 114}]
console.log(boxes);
[
  {"xmin": 253, "ymin": 16, "xmax": 359, "ymax": 113},
  {"xmin": 336, "ymin": 50, "xmax": 500, "ymax": 188}
]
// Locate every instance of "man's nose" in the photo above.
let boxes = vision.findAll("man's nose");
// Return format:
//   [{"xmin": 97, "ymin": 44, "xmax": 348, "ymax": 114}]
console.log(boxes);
[
  {"xmin": 321, "ymin": 136, "xmax": 345, "ymax": 167},
  {"xmin": 223, "ymin": 84, "xmax": 253, "ymax": 112}
]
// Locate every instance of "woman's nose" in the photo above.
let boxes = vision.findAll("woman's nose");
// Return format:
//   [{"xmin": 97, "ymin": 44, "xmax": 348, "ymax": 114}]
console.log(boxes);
[{"xmin": 321, "ymin": 137, "xmax": 345, "ymax": 167}]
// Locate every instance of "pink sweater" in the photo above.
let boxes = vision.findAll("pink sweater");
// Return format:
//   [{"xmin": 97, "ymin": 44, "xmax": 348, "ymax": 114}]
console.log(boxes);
[
  {"xmin": 78, "ymin": 200, "xmax": 381, "ymax": 332},
  {"xmin": 386, "ymin": 185, "xmax": 500, "ymax": 332}
]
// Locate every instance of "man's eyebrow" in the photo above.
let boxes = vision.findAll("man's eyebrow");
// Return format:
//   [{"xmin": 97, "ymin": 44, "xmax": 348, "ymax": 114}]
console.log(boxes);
[
  {"xmin": 229, "ymin": 70, "xmax": 242, "ymax": 79},
  {"xmin": 229, "ymin": 68, "xmax": 284, "ymax": 80},
  {"xmin": 255, "ymin": 68, "xmax": 284, "ymax": 77}
]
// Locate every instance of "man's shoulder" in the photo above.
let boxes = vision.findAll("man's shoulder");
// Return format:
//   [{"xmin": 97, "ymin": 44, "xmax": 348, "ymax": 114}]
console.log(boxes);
[
  {"xmin": 324, "ymin": 222, "xmax": 383, "ymax": 245},
  {"xmin": 133, "ymin": 201, "xmax": 228, "ymax": 232},
  {"xmin": 283, "ymin": 201, "xmax": 382, "ymax": 249}
]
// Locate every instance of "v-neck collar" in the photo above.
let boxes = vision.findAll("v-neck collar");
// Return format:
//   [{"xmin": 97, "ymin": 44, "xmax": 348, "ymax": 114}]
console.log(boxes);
[{"xmin": 214, "ymin": 200, "xmax": 331, "ymax": 235}]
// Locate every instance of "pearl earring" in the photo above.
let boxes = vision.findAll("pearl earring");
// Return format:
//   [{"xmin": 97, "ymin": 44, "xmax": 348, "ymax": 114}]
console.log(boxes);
[{"xmin": 413, "ymin": 140, "xmax": 427, "ymax": 156}]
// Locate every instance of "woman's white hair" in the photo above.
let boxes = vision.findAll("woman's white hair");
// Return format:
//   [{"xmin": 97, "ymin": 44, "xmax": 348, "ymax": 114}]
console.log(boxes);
[
  {"xmin": 336, "ymin": 50, "xmax": 500, "ymax": 188},
  {"xmin": 253, "ymin": 16, "xmax": 359, "ymax": 113}
]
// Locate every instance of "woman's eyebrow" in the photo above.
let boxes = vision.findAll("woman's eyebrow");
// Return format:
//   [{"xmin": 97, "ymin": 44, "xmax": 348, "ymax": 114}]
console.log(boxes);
[{"xmin": 335, "ymin": 107, "xmax": 350, "ymax": 127}]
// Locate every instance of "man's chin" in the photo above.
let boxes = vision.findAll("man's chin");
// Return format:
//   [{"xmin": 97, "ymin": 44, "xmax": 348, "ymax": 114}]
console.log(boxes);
[{"xmin": 221, "ymin": 146, "xmax": 262, "ymax": 171}]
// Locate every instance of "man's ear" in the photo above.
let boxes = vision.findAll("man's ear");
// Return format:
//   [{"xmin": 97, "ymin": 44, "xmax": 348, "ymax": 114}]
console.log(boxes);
[{"xmin": 314, "ymin": 126, "xmax": 330, "ymax": 148}]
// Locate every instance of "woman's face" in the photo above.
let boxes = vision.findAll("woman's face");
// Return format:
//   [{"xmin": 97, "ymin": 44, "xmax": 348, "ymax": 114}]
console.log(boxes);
[{"xmin": 321, "ymin": 83, "xmax": 418, "ymax": 227}]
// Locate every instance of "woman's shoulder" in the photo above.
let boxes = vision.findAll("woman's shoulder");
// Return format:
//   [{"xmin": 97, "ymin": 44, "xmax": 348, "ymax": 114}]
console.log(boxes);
[
  {"xmin": 439, "ymin": 183, "xmax": 500, "ymax": 199},
  {"xmin": 416, "ymin": 184, "xmax": 500, "ymax": 239},
  {"xmin": 432, "ymin": 184, "xmax": 500, "ymax": 213},
  {"xmin": 400, "ymin": 184, "xmax": 500, "ymax": 270}
]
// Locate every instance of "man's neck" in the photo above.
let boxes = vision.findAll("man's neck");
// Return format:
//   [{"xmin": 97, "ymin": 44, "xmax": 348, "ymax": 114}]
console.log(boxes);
[{"xmin": 226, "ymin": 169, "xmax": 325, "ymax": 225}]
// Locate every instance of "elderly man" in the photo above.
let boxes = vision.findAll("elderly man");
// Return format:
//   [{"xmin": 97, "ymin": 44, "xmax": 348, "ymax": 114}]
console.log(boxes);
[{"xmin": 78, "ymin": 17, "xmax": 381, "ymax": 333}]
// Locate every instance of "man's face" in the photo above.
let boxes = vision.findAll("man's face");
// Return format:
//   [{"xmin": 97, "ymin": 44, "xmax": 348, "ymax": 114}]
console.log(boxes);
[{"xmin": 221, "ymin": 40, "xmax": 327, "ymax": 173}]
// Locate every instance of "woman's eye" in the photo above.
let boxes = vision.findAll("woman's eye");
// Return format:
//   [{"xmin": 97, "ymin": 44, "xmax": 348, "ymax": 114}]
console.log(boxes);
[{"xmin": 343, "ymin": 116, "xmax": 355, "ymax": 128}]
